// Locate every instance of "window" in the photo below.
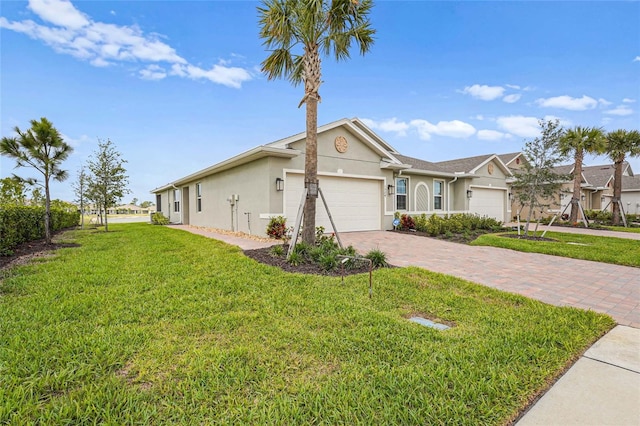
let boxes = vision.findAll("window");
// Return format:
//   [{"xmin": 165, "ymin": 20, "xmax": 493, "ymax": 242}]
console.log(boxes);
[
  {"xmin": 396, "ymin": 178, "xmax": 407, "ymax": 210},
  {"xmin": 156, "ymin": 194, "xmax": 162, "ymax": 212},
  {"xmin": 434, "ymin": 180, "xmax": 443, "ymax": 210},
  {"xmin": 196, "ymin": 183, "xmax": 202, "ymax": 212},
  {"xmin": 173, "ymin": 189, "xmax": 180, "ymax": 212}
]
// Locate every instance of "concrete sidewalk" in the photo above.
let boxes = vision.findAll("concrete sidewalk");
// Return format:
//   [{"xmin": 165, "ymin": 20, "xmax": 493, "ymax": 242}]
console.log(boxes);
[
  {"xmin": 507, "ymin": 222, "xmax": 640, "ymax": 240},
  {"xmin": 516, "ymin": 325, "xmax": 640, "ymax": 426}
]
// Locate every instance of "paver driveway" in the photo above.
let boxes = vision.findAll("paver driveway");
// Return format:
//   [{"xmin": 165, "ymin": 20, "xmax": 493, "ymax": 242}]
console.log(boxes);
[{"xmin": 340, "ymin": 231, "xmax": 640, "ymax": 328}]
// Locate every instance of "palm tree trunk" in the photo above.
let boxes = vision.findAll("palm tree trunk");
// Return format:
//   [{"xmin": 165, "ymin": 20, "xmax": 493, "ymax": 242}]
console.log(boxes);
[
  {"xmin": 570, "ymin": 150, "xmax": 583, "ymax": 223},
  {"xmin": 44, "ymin": 180, "xmax": 52, "ymax": 244},
  {"xmin": 612, "ymin": 156, "xmax": 624, "ymax": 225},
  {"xmin": 301, "ymin": 43, "xmax": 321, "ymax": 245}
]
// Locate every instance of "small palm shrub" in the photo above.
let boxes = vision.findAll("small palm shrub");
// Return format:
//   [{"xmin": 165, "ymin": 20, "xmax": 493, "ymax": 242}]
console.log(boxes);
[
  {"xmin": 151, "ymin": 212, "xmax": 169, "ymax": 225},
  {"xmin": 270, "ymin": 245, "xmax": 284, "ymax": 257},
  {"xmin": 365, "ymin": 249, "xmax": 388, "ymax": 268}
]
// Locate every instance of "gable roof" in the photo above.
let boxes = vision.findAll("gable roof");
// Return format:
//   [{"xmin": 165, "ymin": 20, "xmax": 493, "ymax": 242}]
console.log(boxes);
[
  {"xmin": 433, "ymin": 153, "xmax": 512, "ymax": 175},
  {"xmin": 497, "ymin": 152, "xmax": 524, "ymax": 167},
  {"xmin": 393, "ymin": 154, "xmax": 454, "ymax": 177},
  {"xmin": 621, "ymin": 175, "xmax": 640, "ymax": 191},
  {"xmin": 553, "ymin": 162, "xmax": 632, "ymax": 189}
]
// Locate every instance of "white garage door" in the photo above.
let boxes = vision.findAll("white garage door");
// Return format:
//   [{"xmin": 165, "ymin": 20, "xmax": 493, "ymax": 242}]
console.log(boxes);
[
  {"xmin": 469, "ymin": 188, "xmax": 505, "ymax": 222},
  {"xmin": 285, "ymin": 174, "xmax": 381, "ymax": 232}
]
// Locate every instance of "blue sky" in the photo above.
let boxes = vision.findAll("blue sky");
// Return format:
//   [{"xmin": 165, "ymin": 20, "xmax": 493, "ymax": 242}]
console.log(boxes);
[{"xmin": 1, "ymin": 0, "xmax": 639, "ymax": 204}]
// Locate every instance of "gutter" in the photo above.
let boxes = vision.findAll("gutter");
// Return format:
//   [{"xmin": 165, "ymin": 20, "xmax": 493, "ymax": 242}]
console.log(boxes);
[{"xmin": 447, "ymin": 176, "xmax": 459, "ymax": 212}]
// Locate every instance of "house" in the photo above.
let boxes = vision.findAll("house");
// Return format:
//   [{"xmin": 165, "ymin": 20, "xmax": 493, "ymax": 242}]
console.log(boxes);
[
  {"xmin": 151, "ymin": 118, "xmax": 515, "ymax": 236},
  {"xmin": 509, "ymin": 160, "xmax": 639, "ymax": 220}
]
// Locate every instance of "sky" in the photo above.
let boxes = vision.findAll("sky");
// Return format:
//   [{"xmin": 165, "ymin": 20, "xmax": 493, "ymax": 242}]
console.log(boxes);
[{"xmin": 1, "ymin": 0, "xmax": 639, "ymax": 204}]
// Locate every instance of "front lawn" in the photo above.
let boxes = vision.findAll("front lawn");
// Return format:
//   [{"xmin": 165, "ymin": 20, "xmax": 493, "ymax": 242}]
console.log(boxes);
[
  {"xmin": 0, "ymin": 224, "xmax": 614, "ymax": 424},
  {"xmin": 472, "ymin": 231, "xmax": 640, "ymax": 267}
]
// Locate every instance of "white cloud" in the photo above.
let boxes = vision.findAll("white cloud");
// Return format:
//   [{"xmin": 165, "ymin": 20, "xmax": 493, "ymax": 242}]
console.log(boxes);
[
  {"xmin": 60, "ymin": 132, "xmax": 91, "ymax": 147},
  {"xmin": 28, "ymin": 0, "xmax": 89, "ymax": 29},
  {"xmin": 473, "ymin": 114, "xmax": 485, "ymax": 121},
  {"xmin": 535, "ymin": 95, "xmax": 598, "ymax": 111},
  {"xmin": 410, "ymin": 119, "xmax": 476, "ymax": 140},
  {"xmin": 598, "ymin": 98, "xmax": 612, "ymax": 107},
  {"xmin": 622, "ymin": 98, "xmax": 636, "ymax": 103},
  {"xmin": 505, "ymin": 84, "xmax": 520, "ymax": 90},
  {"xmin": 360, "ymin": 118, "xmax": 410, "ymax": 136},
  {"xmin": 140, "ymin": 64, "xmax": 167, "ymax": 80},
  {"xmin": 477, "ymin": 130, "xmax": 511, "ymax": 141},
  {"xmin": 459, "ymin": 84, "xmax": 505, "ymax": 101},
  {"xmin": 634, "ymin": 56, "xmax": 640, "ymax": 62},
  {"xmin": 0, "ymin": 0, "xmax": 252, "ymax": 88},
  {"xmin": 502, "ymin": 94, "xmax": 521, "ymax": 103},
  {"xmin": 496, "ymin": 115, "xmax": 570, "ymax": 138},
  {"xmin": 603, "ymin": 105, "xmax": 634, "ymax": 116}
]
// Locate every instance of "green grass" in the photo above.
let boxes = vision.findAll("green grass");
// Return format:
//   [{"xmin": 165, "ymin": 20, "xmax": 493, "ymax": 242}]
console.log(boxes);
[
  {"xmin": 0, "ymin": 224, "xmax": 614, "ymax": 425},
  {"xmin": 601, "ymin": 225, "xmax": 640, "ymax": 234},
  {"xmin": 472, "ymin": 231, "xmax": 640, "ymax": 267}
]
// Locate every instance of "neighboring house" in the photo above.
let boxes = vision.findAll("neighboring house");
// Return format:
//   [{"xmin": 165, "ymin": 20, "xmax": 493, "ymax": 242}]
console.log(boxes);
[
  {"xmin": 510, "ymin": 161, "xmax": 639, "ymax": 220},
  {"xmin": 108, "ymin": 204, "xmax": 157, "ymax": 215},
  {"xmin": 621, "ymin": 175, "xmax": 640, "ymax": 215},
  {"xmin": 151, "ymin": 118, "xmax": 515, "ymax": 236}
]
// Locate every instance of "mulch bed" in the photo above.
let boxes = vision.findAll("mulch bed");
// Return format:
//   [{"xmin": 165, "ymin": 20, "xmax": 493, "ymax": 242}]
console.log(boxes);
[
  {"xmin": 244, "ymin": 245, "xmax": 378, "ymax": 276},
  {"xmin": 0, "ymin": 230, "xmax": 79, "ymax": 271}
]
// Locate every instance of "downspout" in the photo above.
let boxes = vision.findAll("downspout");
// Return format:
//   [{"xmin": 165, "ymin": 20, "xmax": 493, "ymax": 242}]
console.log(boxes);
[{"xmin": 447, "ymin": 176, "xmax": 458, "ymax": 213}]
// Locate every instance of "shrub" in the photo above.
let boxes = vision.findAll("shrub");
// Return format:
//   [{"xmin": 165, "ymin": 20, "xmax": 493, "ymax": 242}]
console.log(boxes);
[
  {"xmin": 414, "ymin": 213, "xmax": 428, "ymax": 232},
  {"xmin": 400, "ymin": 214, "xmax": 415, "ymax": 230},
  {"xmin": 365, "ymin": 249, "xmax": 388, "ymax": 268},
  {"xmin": 270, "ymin": 245, "xmax": 284, "ymax": 257},
  {"xmin": 266, "ymin": 216, "xmax": 287, "ymax": 239},
  {"xmin": 151, "ymin": 212, "xmax": 170, "ymax": 225},
  {"xmin": 0, "ymin": 205, "xmax": 80, "ymax": 256}
]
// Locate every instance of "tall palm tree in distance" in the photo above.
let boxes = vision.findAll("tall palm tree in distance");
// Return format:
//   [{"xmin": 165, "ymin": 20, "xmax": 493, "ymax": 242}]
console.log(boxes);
[
  {"xmin": 258, "ymin": 0, "xmax": 375, "ymax": 244},
  {"xmin": 0, "ymin": 117, "xmax": 73, "ymax": 244},
  {"xmin": 558, "ymin": 126, "xmax": 605, "ymax": 224},
  {"xmin": 605, "ymin": 129, "xmax": 640, "ymax": 225}
]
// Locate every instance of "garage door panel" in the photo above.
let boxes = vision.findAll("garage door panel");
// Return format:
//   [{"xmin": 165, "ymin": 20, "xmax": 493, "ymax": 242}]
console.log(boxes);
[
  {"xmin": 469, "ymin": 188, "xmax": 505, "ymax": 222},
  {"xmin": 285, "ymin": 174, "xmax": 381, "ymax": 232}
]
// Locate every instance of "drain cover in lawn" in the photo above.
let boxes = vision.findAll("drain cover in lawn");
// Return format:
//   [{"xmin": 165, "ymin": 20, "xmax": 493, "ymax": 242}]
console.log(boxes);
[{"xmin": 409, "ymin": 316, "xmax": 451, "ymax": 330}]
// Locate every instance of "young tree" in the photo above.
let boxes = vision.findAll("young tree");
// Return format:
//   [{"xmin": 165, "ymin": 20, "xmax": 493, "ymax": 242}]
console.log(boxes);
[
  {"xmin": 0, "ymin": 177, "xmax": 27, "ymax": 205},
  {"xmin": 558, "ymin": 126, "xmax": 606, "ymax": 223},
  {"xmin": 512, "ymin": 119, "xmax": 568, "ymax": 236},
  {"xmin": 0, "ymin": 117, "xmax": 73, "ymax": 243},
  {"xmin": 140, "ymin": 200, "xmax": 154, "ymax": 208},
  {"xmin": 258, "ymin": 0, "xmax": 375, "ymax": 244},
  {"xmin": 87, "ymin": 138, "xmax": 130, "ymax": 232},
  {"xmin": 72, "ymin": 167, "xmax": 89, "ymax": 229},
  {"xmin": 131, "ymin": 197, "xmax": 138, "ymax": 206},
  {"xmin": 606, "ymin": 129, "xmax": 640, "ymax": 225}
]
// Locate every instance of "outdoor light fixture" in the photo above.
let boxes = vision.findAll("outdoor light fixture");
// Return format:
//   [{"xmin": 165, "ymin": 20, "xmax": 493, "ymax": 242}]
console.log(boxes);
[
  {"xmin": 275, "ymin": 177, "xmax": 284, "ymax": 191},
  {"xmin": 467, "ymin": 189, "xmax": 473, "ymax": 199},
  {"xmin": 508, "ymin": 191, "xmax": 512, "ymax": 201},
  {"xmin": 581, "ymin": 194, "xmax": 585, "ymax": 201},
  {"xmin": 601, "ymin": 195, "xmax": 605, "ymax": 203},
  {"xmin": 387, "ymin": 184, "xmax": 395, "ymax": 195}
]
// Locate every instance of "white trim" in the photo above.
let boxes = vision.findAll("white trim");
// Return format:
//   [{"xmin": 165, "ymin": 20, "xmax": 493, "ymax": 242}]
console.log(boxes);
[
  {"xmin": 468, "ymin": 155, "xmax": 513, "ymax": 176},
  {"xmin": 395, "ymin": 176, "xmax": 409, "ymax": 211},
  {"xmin": 469, "ymin": 184, "xmax": 508, "ymax": 191},
  {"xmin": 433, "ymin": 179, "xmax": 445, "ymax": 211}
]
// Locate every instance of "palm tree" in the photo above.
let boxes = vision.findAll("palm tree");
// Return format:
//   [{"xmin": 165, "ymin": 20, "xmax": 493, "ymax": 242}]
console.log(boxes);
[
  {"xmin": 606, "ymin": 129, "xmax": 640, "ymax": 225},
  {"xmin": 258, "ymin": 0, "xmax": 375, "ymax": 244},
  {"xmin": 0, "ymin": 117, "xmax": 73, "ymax": 244},
  {"xmin": 558, "ymin": 126, "xmax": 605, "ymax": 224}
]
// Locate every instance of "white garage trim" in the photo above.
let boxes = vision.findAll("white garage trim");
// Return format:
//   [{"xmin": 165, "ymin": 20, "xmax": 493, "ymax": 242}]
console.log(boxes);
[{"xmin": 284, "ymin": 171, "xmax": 383, "ymax": 232}]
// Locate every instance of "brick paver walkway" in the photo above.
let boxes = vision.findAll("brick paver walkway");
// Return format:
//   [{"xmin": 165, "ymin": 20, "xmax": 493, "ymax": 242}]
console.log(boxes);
[{"xmin": 341, "ymin": 231, "xmax": 640, "ymax": 328}]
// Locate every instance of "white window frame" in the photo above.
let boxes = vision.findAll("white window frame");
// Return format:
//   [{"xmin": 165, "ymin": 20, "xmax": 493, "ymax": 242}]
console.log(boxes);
[
  {"xmin": 396, "ymin": 177, "xmax": 408, "ymax": 211},
  {"xmin": 196, "ymin": 183, "xmax": 202, "ymax": 212},
  {"xmin": 173, "ymin": 189, "xmax": 180, "ymax": 213},
  {"xmin": 433, "ymin": 180, "xmax": 444, "ymax": 210}
]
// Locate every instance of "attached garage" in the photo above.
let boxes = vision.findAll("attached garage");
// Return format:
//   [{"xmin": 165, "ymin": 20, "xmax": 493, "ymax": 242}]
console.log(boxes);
[
  {"xmin": 285, "ymin": 173, "xmax": 382, "ymax": 232},
  {"xmin": 469, "ymin": 187, "xmax": 505, "ymax": 222}
]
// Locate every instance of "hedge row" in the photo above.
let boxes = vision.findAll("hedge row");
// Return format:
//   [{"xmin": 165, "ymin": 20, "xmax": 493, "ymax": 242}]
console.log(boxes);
[
  {"xmin": 397, "ymin": 213, "xmax": 503, "ymax": 236},
  {"xmin": 0, "ymin": 205, "xmax": 80, "ymax": 255}
]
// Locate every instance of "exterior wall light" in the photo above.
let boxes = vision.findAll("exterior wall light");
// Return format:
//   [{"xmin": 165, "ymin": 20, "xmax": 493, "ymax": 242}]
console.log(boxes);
[
  {"xmin": 466, "ymin": 189, "xmax": 473, "ymax": 199},
  {"xmin": 275, "ymin": 177, "xmax": 284, "ymax": 192},
  {"xmin": 387, "ymin": 184, "xmax": 395, "ymax": 195}
]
